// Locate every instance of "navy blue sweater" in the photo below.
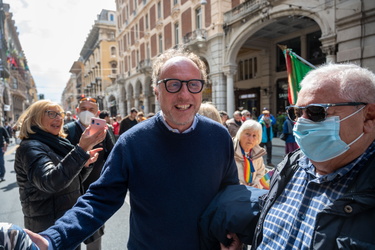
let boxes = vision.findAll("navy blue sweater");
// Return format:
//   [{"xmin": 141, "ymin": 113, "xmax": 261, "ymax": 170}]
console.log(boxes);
[{"xmin": 42, "ymin": 112, "xmax": 239, "ymax": 249}]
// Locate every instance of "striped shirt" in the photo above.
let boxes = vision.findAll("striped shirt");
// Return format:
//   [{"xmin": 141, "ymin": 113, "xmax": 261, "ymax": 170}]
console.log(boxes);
[{"xmin": 258, "ymin": 141, "xmax": 375, "ymax": 249}]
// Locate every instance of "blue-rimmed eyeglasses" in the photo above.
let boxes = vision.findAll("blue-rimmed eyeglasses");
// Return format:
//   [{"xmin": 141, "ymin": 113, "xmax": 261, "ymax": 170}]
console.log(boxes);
[
  {"xmin": 157, "ymin": 78, "xmax": 205, "ymax": 93},
  {"xmin": 45, "ymin": 110, "xmax": 65, "ymax": 119},
  {"xmin": 286, "ymin": 102, "xmax": 367, "ymax": 122}
]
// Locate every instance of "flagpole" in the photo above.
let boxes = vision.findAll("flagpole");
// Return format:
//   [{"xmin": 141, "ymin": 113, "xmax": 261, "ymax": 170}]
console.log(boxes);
[
  {"xmin": 289, "ymin": 51, "xmax": 317, "ymax": 69},
  {"xmin": 277, "ymin": 44, "xmax": 317, "ymax": 69}
]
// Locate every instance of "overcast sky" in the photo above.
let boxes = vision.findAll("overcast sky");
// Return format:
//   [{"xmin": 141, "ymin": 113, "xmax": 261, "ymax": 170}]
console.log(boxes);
[{"xmin": 9, "ymin": 0, "xmax": 116, "ymax": 104}]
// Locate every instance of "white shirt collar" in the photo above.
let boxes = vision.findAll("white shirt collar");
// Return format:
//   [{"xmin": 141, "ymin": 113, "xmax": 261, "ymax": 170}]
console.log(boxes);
[{"xmin": 159, "ymin": 110, "xmax": 198, "ymax": 134}]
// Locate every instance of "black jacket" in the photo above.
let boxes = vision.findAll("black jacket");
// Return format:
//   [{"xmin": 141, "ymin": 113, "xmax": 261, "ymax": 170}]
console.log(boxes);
[
  {"xmin": 64, "ymin": 120, "xmax": 114, "ymax": 191},
  {"xmin": 14, "ymin": 139, "xmax": 90, "ymax": 232},
  {"xmin": 252, "ymin": 148, "xmax": 375, "ymax": 249}
]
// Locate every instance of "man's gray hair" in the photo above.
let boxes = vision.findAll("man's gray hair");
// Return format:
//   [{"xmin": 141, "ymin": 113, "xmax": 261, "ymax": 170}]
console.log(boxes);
[{"xmin": 301, "ymin": 63, "xmax": 375, "ymax": 103}]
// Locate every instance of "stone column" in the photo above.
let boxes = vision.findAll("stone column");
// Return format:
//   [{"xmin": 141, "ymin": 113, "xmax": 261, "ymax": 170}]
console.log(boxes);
[
  {"xmin": 143, "ymin": 96, "xmax": 149, "ymax": 114},
  {"xmin": 321, "ymin": 45, "xmax": 336, "ymax": 63},
  {"xmin": 223, "ymin": 65, "xmax": 237, "ymax": 116},
  {"xmin": 320, "ymin": 34, "xmax": 337, "ymax": 63}
]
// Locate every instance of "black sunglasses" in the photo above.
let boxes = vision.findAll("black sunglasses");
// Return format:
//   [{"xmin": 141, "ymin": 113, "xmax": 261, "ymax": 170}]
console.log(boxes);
[
  {"xmin": 286, "ymin": 102, "xmax": 367, "ymax": 122},
  {"xmin": 45, "ymin": 110, "xmax": 66, "ymax": 119},
  {"xmin": 157, "ymin": 78, "xmax": 205, "ymax": 93}
]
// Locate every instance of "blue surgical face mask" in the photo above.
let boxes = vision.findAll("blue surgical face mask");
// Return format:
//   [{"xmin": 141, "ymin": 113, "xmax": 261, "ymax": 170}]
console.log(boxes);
[{"xmin": 293, "ymin": 106, "xmax": 365, "ymax": 162}]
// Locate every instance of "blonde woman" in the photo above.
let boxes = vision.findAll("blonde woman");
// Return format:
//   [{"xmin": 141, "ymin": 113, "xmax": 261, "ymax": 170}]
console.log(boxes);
[
  {"xmin": 233, "ymin": 119, "xmax": 266, "ymax": 188},
  {"xmin": 14, "ymin": 100, "xmax": 105, "ymax": 233}
]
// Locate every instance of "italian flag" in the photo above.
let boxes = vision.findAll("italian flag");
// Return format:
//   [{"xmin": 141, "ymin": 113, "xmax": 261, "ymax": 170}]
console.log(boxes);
[{"xmin": 283, "ymin": 48, "xmax": 315, "ymax": 105}]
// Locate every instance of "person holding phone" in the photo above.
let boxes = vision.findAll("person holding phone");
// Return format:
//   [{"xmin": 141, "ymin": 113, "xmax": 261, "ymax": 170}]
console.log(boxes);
[
  {"xmin": 63, "ymin": 97, "xmax": 114, "ymax": 250},
  {"xmin": 14, "ymin": 100, "xmax": 105, "ymax": 240},
  {"xmin": 25, "ymin": 47, "xmax": 239, "ymax": 249}
]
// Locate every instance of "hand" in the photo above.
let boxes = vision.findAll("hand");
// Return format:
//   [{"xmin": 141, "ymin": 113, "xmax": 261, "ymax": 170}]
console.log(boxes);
[
  {"xmin": 220, "ymin": 233, "xmax": 242, "ymax": 250},
  {"xmin": 84, "ymin": 148, "xmax": 103, "ymax": 167},
  {"xmin": 24, "ymin": 229, "xmax": 49, "ymax": 250},
  {"xmin": 78, "ymin": 126, "xmax": 107, "ymax": 152}
]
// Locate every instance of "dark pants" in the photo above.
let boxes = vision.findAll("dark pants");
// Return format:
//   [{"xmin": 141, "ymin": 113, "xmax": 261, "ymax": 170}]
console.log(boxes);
[
  {"xmin": 260, "ymin": 140, "xmax": 272, "ymax": 164},
  {"xmin": 0, "ymin": 150, "xmax": 5, "ymax": 178}
]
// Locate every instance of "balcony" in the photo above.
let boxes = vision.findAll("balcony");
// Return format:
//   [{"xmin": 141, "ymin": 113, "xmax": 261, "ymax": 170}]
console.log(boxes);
[
  {"xmin": 183, "ymin": 29, "xmax": 207, "ymax": 50},
  {"xmin": 223, "ymin": 0, "xmax": 270, "ymax": 25},
  {"xmin": 136, "ymin": 59, "xmax": 152, "ymax": 74}
]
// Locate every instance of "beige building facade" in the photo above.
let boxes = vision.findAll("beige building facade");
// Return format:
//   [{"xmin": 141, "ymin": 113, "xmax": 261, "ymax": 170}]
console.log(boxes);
[
  {"xmin": 62, "ymin": 9, "xmax": 117, "ymax": 115},
  {"xmin": 63, "ymin": 0, "xmax": 375, "ymax": 118},
  {"xmin": 1, "ymin": 3, "xmax": 37, "ymax": 124},
  {"xmin": 109, "ymin": 0, "xmax": 375, "ymax": 118}
]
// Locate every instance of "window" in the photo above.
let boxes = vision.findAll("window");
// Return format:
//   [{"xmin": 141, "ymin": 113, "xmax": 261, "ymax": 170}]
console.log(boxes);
[
  {"xmin": 111, "ymin": 62, "xmax": 117, "ymax": 74},
  {"xmin": 111, "ymin": 47, "xmax": 116, "ymax": 56},
  {"xmin": 159, "ymin": 34, "xmax": 163, "ymax": 53},
  {"xmin": 173, "ymin": 0, "xmax": 178, "ymax": 5},
  {"xmin": 110, "ymin": 14, "xmax": 115, "ymax": 22},
  {"xmin": 174, "ymin": 23, "xmax": 179, "ymax": 45},
  {"xmin": 146, "ymin": 42, "xmax": 150, "ymax": 59},
  {"xmin": 238, "ymin": 56, "xmax": 258, "ymax": 80},
  {"xmin": 157, "ymin": 1, "xmax": 162, "ymax": 19},
  {"xmin": 196, "ymin": 7, "xmax": 202, "ymax": 29},
  {"xmin": 135, "ymin": 24, "xmax": 139, "ymax": 39},
  {"xmin": 145, "ymin": 14, "xmax": 149, "ymax": 29}
]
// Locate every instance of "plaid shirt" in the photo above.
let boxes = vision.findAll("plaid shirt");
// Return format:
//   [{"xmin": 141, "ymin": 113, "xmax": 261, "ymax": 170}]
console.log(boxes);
[{"xmin": 258, "ymin": 141, "xmax": 375, "ymax": 249}]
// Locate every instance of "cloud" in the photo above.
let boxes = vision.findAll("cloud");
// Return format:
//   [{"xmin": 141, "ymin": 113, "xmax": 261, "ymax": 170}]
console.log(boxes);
[{"xmin": 9, "ymin": 0, "xmax": 116, "ymax": 104}]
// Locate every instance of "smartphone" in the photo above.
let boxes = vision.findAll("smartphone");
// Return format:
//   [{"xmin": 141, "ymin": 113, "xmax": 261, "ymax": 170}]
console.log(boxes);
[{"xmin": 90, "ymin": 117, "xmax": 106, "ymax": 135}]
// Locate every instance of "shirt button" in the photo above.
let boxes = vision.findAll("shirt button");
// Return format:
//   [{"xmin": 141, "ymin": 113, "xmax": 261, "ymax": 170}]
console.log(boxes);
[
  {"xmin": 344, "ymin": 205, "xmax": 353, "ymax": 213},
  {"xmin": 299, "ymin": 214, "xmax": 305, "ymax": 220}
]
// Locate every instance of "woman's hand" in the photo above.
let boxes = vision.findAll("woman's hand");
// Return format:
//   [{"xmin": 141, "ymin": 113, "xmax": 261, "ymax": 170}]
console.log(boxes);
[
  {"xmin": 84, "ymin": 148, "xmax": 103, "ymax": 167},
  {"xmin": 78, "ymin": 125, "xmax": 107, "ymax": 152},
  {"xmin": 24, "ymin": 229, "xmax": 49, "ymax": 250},
  {"xmin": 220, "ymin": 233, "xmax": 242, "ymax": 250}
]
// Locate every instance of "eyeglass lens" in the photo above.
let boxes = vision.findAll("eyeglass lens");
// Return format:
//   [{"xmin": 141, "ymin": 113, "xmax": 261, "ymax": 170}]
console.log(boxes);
[
  {"xmin": 47, "ymin": 111, "xmax": 65, "ymax": 119},
  {"xmin": 287, "ymin": 106, "xmax": 326, "ymax": 122},
  {"xmin": 164, "ymin": 79, "xmax": 203, "ymax": 93}
]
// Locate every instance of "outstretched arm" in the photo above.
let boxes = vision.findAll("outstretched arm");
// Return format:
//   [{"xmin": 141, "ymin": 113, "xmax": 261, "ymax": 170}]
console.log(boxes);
[{"xmin": 24, "ymin": 229, "xmax": 49, "ymax": 250}]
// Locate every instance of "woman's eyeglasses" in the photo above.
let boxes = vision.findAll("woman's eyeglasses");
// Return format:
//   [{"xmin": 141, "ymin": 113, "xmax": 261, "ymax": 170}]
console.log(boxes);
[
  {"xmin": 79, "ymin": 97, "xmax": 97, "ymax": 103},
  {"xmin": 45, "ymin": 110, "xmax": 65, "ymax": 119},
  {"xmin": 157, "ymin": 79, "xmax": 205, "ymax": 93},
  {"xmin": 286, "ymin": 102, "xmax": 367, "ymax": 122}
]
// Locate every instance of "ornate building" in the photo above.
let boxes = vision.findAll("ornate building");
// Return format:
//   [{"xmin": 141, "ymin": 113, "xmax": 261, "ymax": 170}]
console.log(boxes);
[
  {"xmin": 63, "ymin": 0, "xmax": 375, "ymax": 118},
  {"xmin": 62, "ymin": 9, "xmax": 117, "ymax": 115},
  {"xmin": 0, "ymin": 2, "xmax": 37, "ymax": 124}
]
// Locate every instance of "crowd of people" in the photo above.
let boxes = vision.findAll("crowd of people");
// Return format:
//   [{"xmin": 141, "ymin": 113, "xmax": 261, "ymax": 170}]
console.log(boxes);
[{"xmin": 1, "ymin": 47, "xmax": 374, "ymax": 249}]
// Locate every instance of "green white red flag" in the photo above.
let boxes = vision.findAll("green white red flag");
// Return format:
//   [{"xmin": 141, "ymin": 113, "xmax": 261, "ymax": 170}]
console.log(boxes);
[{"xmin": 283, "ymin": 48, "xmax": 315, "ymax": 105}]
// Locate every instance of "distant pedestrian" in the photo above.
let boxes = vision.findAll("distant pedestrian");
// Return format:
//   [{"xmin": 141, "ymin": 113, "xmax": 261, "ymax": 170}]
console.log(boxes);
[
  {"xmin": 259, "ymin": 109, "xmax": 276, "ymax": 167},
  {"xmin": 112, "ymin": 114, "xmax": 122, "ymax": 140},
  {"xmin": 119, "ymin": 108, "xmax": 138, "ymax": 135},
  {"xmin": 219, "ymin": 111, "xmax": 229, "ymax": 127},
  {"xmin": 4, "ymin": 122, "xmax": 13, "ymax": 143},
  {"xmin": 226, "ymin": 111, "xmax": 243, "ymax": 137},
  {"xmin": 64, "ymin": 111, "xmax": 76, "ymax": 124},
  {"xmin": 0, "ymin": 124, "xmax": 9, "ymax": 182},
  {"xmin": 283, "ymin": 117, "xmax": 299, "ymax": 154}
]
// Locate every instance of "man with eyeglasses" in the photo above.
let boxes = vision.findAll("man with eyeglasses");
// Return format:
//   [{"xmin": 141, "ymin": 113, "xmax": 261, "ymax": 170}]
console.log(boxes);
[
  {"xmin": 63, "ymin": 97, "xmax": 114, "ymax": 250},
  {"xmin": 220, "ymin": 63, "xmax": 375, "ymax": 249},
  {"xmin": 25, "ymin": 48, "xmax": 239, "ymax": 249}
]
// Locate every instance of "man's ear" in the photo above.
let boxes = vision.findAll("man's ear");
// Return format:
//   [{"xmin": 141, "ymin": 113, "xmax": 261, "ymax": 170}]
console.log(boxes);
[
  {"xmin": 363, "ymin": 103, "xmax": 375, "ymax": 133},
  {"xmin": 154, "ymin": 87, "xmax": 159, "ymax": 100}
]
